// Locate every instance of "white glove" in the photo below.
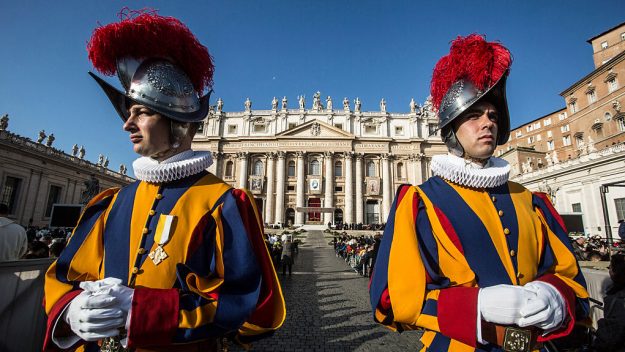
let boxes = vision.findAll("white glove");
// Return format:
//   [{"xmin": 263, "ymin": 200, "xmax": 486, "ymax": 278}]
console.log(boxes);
[
  {"xmin": 478, "ymin": 284, "xmax": 538, "ymax": 325},
  {"xmin": 83, "ymin": 278, "xmax": 134, "ymax": 315},
  {"xmin": 80, "ymin": 277, "xmax": 123, "ymax": 293},
  {"xmin": 63, "ymin": 290, "xmax": 125, "ymax": 342},
  {"xmin": 517, "ymin": 281, "xmax": 566, "ymax": 331},
  {"xmin": 98, "ymin": 282, "xmax": 134, "ymax": 315}
]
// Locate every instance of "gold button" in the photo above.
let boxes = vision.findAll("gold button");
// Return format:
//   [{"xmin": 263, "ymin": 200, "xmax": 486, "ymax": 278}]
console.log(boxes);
[
  {"xmin": 138, "ymin": 248, "xmax": 146, "ymax": 254},
  {"xmin": 142, "ymin": 228, "xmax": 148, "ymax": 234},
  {"xmin": 149, "ymin": 210, "xmax": 155, "ymax": 216},
  {"xmin": 492, "ymin": 196, "xmax": 496, "ymax": 202},
  {"xmin": 503, "ymin": 228, "xmax": 510, "ymax": 235},
  {"xmin": 132, "ymin": 267, "xmax": 139, "ymax": 274},
  {"xmin": 155, "ymin": 194, "xmax": 163, "ymax": 200},
  {"xmin": 498, "ymin": 210, "xmax": 504, "ymax": 217},
  {"xmin": 510, "ymin": 250, "xmax": 516, "ymax": 257}
]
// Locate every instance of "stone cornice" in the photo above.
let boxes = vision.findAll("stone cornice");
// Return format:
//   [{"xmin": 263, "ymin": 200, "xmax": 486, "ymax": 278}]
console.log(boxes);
[
  {"xmin": 0, "ymin": 130, "xmax": 133, "ymax": 183},
  {"xmin": 560, "ymin": 50, "xmax": 625, "ymax": 97}
]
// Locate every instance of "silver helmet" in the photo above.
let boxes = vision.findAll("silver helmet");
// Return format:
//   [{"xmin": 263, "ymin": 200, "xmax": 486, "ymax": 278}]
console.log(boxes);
[
  {"xmin": 86, "ymin": 10, "xmax": 214, "ymax": 124},
  {"xmin": 437, "ymin": 73, "xmax": 510, "ymax": 146},
  {"xmin": 430, "ymin": 34, "xmax": 513, "ymax": 153},
  {"xmin": 89, "ymin": 57, "xmax": 210, "ymax": 123}
]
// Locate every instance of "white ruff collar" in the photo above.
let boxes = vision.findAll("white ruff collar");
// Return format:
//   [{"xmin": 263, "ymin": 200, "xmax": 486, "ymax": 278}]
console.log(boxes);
[
  {"xmin": 430, "ymin": 154, "xmax": 510, "ymax": 188},
  {"xmin": 132, "ymin": 150, "xmax": 213, "ymax": 183}
]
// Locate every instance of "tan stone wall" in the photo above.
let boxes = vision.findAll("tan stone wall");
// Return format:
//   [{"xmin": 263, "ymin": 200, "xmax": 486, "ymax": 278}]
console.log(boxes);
[
  {"xmin": 0, "ymin": 131, "xmax": 132, "ymax": 227},
  {"xmin": 590, "ymin": 23, "xmax": 625, "ymax": 68}
]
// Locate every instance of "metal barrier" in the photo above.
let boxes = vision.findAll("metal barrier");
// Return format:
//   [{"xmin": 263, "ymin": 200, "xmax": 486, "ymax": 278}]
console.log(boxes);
[
  {"xmin": 0, "ymin": 259, "xmax": 613, "ymax": 351},
  {"xmin": 0, "ymin": 258, "xmax": 52, "ymax": 352}
]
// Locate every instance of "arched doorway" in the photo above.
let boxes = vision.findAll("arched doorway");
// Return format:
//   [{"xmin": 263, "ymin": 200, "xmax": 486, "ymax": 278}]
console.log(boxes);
[
  {"xmin": 285, "ymin": 208, "xmax": 295, "ymax": 227},
  {"xmin": 254, "ymin": 198, "xmax": 264, "ymax": 222},
  {"xmin": 334, "ymin": 209, "xmax": 343, "ymax": 225},
  {"xmin": 307, "ymin": 198, "xmax": 321, "ymax": 223},
  {"xmin": 365, "ymin": 200, "xmax": 380, "ymax": 224}
]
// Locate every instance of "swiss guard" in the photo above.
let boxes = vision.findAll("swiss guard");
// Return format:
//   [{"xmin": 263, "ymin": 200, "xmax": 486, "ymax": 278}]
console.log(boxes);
[
  {"xmin": 43, "ymin": 9, "xmax": 285, "ymax": 352},
  {"xmin": 370, "ymin": 34, "xmax": 589, "ymax": 352}
]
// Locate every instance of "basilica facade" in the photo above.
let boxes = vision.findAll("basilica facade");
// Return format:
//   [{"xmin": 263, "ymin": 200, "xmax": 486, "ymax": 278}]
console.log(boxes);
[{"xmin": 192, "ymin": 95, "xmax": 446, "ymax": 226}]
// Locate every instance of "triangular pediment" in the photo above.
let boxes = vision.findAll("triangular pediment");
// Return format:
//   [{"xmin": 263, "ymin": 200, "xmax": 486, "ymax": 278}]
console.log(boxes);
[{"xmin": 276, "ymin": 119, "xmax": 353, "ymax": 138}]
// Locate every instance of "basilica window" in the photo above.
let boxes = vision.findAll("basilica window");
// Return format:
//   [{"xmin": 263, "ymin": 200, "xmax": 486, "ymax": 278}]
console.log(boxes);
[
  {"xmin": 562, "ymin": 135, "xmax": 571, "ymax": 146},
  {"xmin": 364, "ymin": 125, "xmax": 378, "ymax": 134},
  {"xmin": 366, "ymin": 161, "xmax": 376, "ymax": 177},
  {"xmin": 225, "ymin": 161, "xmax": 234, "ymax": 177},
  {"xmin": 309, "ymin": 160, "xmax": 320, "ymax": 176},
  {"xmin": 287, "ymin": 161, "xmax": 295, "ymax": 177},
  {"xmin": 617, "ymin": 116, "xmax": 625, "ymax": 132},
  {"xmin": 1, "ymin": 176, "xmax": 22, "ymax": 215},
  {"xmin": 334, "ymin": 161, "xmax": 343, "ymax": 177},
  {"xmin": 607, "ymin": 77, "xmax": 619, "ymax": 93},
  {"xmin": 396, "ymin": 162, "xmax": 404, "ymax": 179},
  {"xmin": 615, "ymin": 198, "xmax": 625, "ymax": 221},
  {"xmin": 428, "ymin": 124, "xmax": 438, "ymax": 136},
  {"xmin": 252, "ymin": 160, "xmax": 263, "ymax": 176},
  {"xmin": 569, "ymin": 100, "xmax": 578, "ymax": 114},
  {"xmin": 587, "ymin": 90, "xmax": 597, "ymax": 104},
  {"xmin": 45, "ymin": 185, "xmax": 63, "ymax": 218},
  {"xmin": 227, "ymin": 125, "xmax": 237, "ymax": 134},
  {"xmin": 547, "ymin": 140, "xmax": 555, "ymax": 150}
]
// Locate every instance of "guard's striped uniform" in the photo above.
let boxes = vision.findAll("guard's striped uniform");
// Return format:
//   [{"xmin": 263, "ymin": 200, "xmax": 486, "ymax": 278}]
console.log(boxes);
[
  {"xmin": 370, "ymin": 176, "xmax": 589, "ymax": 352},
  {"xmin": 43, "ymin": 171, "xmax": 285, "ymax": 351}
]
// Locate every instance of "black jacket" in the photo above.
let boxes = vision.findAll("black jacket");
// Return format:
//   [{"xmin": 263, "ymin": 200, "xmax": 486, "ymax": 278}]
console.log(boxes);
[{"xmin": 593, "ymin": 283, "xmax": 625, "ymax": 351}]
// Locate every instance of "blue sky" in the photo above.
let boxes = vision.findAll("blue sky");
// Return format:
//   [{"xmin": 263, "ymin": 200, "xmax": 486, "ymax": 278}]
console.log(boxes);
[{"xmin": 1, "ymin": 1, "xmax": 624, "ymax": 176}]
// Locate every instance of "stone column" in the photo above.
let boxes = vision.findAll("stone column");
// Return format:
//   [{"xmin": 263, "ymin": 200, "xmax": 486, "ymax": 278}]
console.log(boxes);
[
  {"xmin": 355, "ymin": 153, "xmax": 364, "ymax": 224},
  {"xmin": 237, "ymin": 152, "xmax": 249, "ymax": 189},
  {"xmin": 344, "ymin": 152, "xmax": 354, "ymax": 224},
  {"xmin": 208, "ymin": 152, "xmax": 218, "ymax": 175},
  {"xmin": 295, "ymin": 151, "xmax": 306, "ymax": 225},
  {"xmin": 264, "ymin": 152, "xmax": 276, "ymax": 224},
  {"xmin": 215, "ymin": 152, "xmax": 223, "ymax": 178},
  {"xmin": 274, "ymin": 151, "xmax": 286, "ymax": 225},
  {"xmin": 323, "ymin": 152, "xmax": 334, "ymax": 225},
  {"xmin": 414, "ymin": 153, "xmax": 424, "ymax": 184},
  {"xmin": 382, "ymin": 154, "xmax": 392, "ymax": 222}
]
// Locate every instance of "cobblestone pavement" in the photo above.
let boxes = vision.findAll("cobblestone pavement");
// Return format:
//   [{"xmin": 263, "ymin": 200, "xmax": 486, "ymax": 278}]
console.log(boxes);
[{"xmin": 238, "ymin": 230, "xmax": 422, "ymax": 351}]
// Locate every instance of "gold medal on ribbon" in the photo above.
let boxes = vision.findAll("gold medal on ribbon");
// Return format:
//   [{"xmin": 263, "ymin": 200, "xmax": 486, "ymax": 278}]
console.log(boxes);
[{"xmin": 149, "ymin": 214, "xmax": 175, "ymax": 265}]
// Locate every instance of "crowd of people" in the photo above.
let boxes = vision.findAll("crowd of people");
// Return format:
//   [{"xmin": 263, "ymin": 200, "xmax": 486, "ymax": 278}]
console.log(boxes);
[
  {"xmin": 571, "ymin": 234, "xmax": 625, "ymax": 262},
  {"xmin": 0, "ymin": 203, "xmax": 71, "ymax": 261},
  {"xmin": 332, "ymin": 232, "xmax": 381, "ymax": 278},
  {"xmin": 267, "ymin": 232, "xmax": 300, "ymax": 275},
  {"xmin": 329, "ymin": 222, "xmax": 386, "ymax": 231}
]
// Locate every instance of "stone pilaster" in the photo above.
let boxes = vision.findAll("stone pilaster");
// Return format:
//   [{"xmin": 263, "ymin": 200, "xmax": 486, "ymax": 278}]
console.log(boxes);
[
  {"xmin": 323, "ymin": 152, "xmax": 334, "ymax": 224},
  {"xmin": 414, "ymin": 153, "xmax": 425, "ymax": 184},
  {"xmin": 355, "ymin": 153, "xmax": 364, "ymax": 224},
  {"xmin": 274, "ymin": 151, "xmax": 286, "ymax": 225},
  {"xmin": 295, "ymin": 151, "xmax": 306, "ymax": 225},
  {"xmin": 265, "ymin": 152, "xmax": 276, "ymax": 224},
  {"xmin": 237, "ymin": 151, "xmax": 249, "ymax": 189},
  {"xmin": 382, "ymin": 153, "xmax": 392, "ymax": 222},
  {"xmin": 344, "ymin": 152, "xmax": 354, "ymax": 224}
]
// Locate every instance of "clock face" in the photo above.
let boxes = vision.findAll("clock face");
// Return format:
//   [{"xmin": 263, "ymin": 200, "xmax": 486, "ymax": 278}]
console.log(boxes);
[{"xmin": 311, "ymin": 180, "xmax": 319, "ymax": 189}]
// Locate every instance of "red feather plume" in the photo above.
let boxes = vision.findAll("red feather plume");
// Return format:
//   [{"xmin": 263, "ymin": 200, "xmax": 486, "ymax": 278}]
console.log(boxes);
[
  {"xmin": 87, "ymin": 8, "xmax": 214, "ymax": 93},
  {"xmin": 430, "ymin": 34, "xmax": 511, "ymax": 111}
]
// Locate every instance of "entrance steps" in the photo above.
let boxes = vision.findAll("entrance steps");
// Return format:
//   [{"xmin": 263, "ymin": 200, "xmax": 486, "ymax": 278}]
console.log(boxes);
[{"xmin": 299, "ymin": 224, "xmax": 328, "ymax": 231}]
